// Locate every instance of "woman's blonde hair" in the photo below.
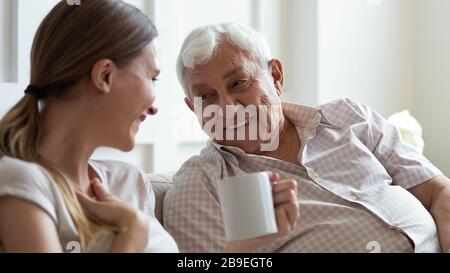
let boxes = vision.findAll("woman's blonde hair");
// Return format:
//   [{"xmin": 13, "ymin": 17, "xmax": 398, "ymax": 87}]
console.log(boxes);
[{"xmin": 0, "ymin": 0, "xmax": 157, "ymax": 250}]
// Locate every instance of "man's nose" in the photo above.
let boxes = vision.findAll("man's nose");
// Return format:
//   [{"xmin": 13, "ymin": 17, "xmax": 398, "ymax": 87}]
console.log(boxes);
[
  {"xmin": 218, "ymin": 94, "xmax": 236, "ymax": 110},
  {"xmin": 217, "ymin": 94, "xmax": 242, "ymax": 124}
]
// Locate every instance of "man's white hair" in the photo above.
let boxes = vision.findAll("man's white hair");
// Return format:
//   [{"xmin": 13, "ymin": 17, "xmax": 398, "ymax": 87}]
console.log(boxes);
[{"xmin": 176, "ymin": 23, "xmax": 272, "ymax": 97}]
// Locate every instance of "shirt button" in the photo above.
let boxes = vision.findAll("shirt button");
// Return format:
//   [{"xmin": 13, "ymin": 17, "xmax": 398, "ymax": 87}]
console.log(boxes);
[
  {"xmin": 349, "ymin": 192, "xmax": 359, "ymax": 201},
  {"xmin": 309, "ymin": 170, "xmax": 319, "ymax": 179}
]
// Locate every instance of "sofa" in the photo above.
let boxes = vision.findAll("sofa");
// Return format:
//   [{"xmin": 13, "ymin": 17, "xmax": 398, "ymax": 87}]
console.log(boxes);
[{"xmin": 146, "ymin": 173, "xmax": 175, "ymax": 224}]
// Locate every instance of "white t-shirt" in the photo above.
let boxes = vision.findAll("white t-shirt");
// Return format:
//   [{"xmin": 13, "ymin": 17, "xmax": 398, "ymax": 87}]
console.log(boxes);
[{"xmin": 0, "ymin": 156, "xmax": 178, "ymax": 253}]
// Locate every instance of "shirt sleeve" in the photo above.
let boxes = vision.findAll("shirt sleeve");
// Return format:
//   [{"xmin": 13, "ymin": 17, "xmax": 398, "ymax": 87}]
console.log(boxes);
[
  {"xmin": 344, "ymin": 98, "xmax": 443, "ymax": 189},
  {"xmin": 163, "ymin": 160, "xmax": 226, "ymax": 253},
  {"xmin": 0, "ymin": 158, "xmax": 57, "ymax": 221}
]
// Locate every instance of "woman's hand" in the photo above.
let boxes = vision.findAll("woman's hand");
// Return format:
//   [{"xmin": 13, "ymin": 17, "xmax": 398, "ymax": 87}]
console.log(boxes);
[
  {"xmin": 225, "ymin": 172, "xmax": 300, "ymax": 252},
  {"xmin": 76, "ymin": 179, "xmax": 150, "ymax": 252}
]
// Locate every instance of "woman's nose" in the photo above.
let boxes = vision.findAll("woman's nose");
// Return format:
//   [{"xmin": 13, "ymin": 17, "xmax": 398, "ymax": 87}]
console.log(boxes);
[{"xmin": 148, "ymin": 105, "xmax": 158, "ymax": 116}]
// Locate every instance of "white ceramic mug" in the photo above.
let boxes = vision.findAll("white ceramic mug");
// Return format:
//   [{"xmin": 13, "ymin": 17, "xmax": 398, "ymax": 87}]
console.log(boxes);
[{"xmin": 217, "ymin": 172, "xmax": 278, "ymax": 241}]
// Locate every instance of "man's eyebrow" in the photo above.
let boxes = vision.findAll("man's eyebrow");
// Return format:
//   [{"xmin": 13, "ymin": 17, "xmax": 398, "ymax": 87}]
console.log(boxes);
[
  {"xmin": 191, "ymin": 83, "xmax": 211, "ymax": 93},
  {"xmin": 223, "ymin": 68, "xmax": 244, "ymax": 80}
]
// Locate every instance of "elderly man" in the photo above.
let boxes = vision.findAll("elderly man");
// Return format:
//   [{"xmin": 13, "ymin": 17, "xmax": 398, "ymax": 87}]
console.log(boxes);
[{"xmin": 164, "ymin": 23, "xmax": 450, "ymax": 253}]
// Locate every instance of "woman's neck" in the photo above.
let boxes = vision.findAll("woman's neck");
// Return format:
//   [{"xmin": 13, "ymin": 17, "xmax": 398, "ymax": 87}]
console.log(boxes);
[{"xmin": 37, "ymin": 99, "xmax": 98, "ymax": 194}]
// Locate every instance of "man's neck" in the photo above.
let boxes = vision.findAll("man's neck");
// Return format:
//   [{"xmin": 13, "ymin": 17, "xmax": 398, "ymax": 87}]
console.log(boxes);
[{"xmin": 260, "ymin": 118, "xmax": 301, "ymax": 165}]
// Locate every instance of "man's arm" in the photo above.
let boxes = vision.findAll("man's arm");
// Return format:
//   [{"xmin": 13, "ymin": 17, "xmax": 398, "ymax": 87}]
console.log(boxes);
[
  {"xmin": 163, "ymin": 163, "xmax": 226, "ymax": 252},
  {"xmin": 339, "ymin": 100, "xmax": 447, "ymax": 251},
  {"xmin": 409, "ymin": 175, "xmax": 450, "ymax": 252}
]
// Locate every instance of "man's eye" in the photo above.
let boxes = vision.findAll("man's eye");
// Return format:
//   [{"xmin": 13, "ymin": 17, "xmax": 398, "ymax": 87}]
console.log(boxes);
[
  {"xmin": 152, "ymin": 77, "xmax": 159, "ymax": 82},
  {"xmin": 232, "ymin": 79, "xmax": 247, "ymax": 89}
]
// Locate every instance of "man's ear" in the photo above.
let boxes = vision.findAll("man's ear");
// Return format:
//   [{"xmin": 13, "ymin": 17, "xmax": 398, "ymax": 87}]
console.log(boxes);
[
  {"xmin": 184, "ymin": 97, "xmax": 194, "ymax": 112},
  {"xmin": 268, "ymin": 59, "xmax": 284, "ymax": 96},
  {"xmin": 90, "ymin": 59, "xmax": 116, "ymax": 94}
]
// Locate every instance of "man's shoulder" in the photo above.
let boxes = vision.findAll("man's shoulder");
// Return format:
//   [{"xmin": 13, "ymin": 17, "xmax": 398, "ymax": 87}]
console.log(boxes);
[
  {"xmin": 317, "ymin": 98, "xmax": 371, "ymax": 127},
  {"xmin": 172, "ymin": 144, "xmax": 225, "ymax": 185},
  {"xmin": 175, "ymin": 153, "xmax": 221, "ymax": 180},
  {"xmin": 164, "ymin": 146, "xmax": 225, "ymax": 210}
]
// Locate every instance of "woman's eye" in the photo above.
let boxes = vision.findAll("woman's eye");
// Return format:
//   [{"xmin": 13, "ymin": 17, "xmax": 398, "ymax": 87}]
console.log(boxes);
[{"xmin": 151, "ymin": 77, "xmax": 159, "ymax": 83}]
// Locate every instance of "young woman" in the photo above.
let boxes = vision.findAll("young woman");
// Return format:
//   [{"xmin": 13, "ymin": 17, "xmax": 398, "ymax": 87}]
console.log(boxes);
[
  {"xmin": 0, "ymin": 0, "xmax": 299, "ymax": 253},
  {"xmin": 0, "ymin": 0, "xmax": 175, "ymax": 253}
]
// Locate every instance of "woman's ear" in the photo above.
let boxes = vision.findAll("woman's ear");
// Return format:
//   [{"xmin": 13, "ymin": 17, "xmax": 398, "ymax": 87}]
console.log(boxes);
[
  {"xmin": 90, "ymin": 59, "xmax": 116, "ymax": 94},
  {"xmin": 268, "ymin": 59, "xmax": 284, "ymax": 95}
]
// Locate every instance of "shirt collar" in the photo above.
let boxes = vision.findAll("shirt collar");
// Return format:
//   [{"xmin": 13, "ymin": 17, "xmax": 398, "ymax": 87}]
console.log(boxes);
[{"xmin": 282, "ymin": 101, "xmax": 341, "ymax": 130}]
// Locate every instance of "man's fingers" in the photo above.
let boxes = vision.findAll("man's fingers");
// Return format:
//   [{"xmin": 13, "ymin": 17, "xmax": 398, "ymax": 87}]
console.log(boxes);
[
  {"xmin": 275, "ymin": 207, "xmax": 291, "ymax": 237},
  {"xmin": 273, "ymin": 189, "xmax": 297, "ymax": 205},
  {"xmin": 276, "ymin": 203, "xmax": 300, "ymax": 228},
  {"xmin": 272, "ymin": 179, "xmax": 297, "ymax": 194},
  {"xmin": 272, "ymin": 179, "xmax": 300, "ymax": 229},
  {"xmin": 267, "ymin": 172, "xmax": 280, "ymax": 183}
]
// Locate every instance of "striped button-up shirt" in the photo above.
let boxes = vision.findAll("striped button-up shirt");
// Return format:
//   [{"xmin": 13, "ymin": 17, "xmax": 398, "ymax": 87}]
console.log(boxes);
[{"xmin": 164, "ymin": 98, "xmax": 442, "ymax": 252}]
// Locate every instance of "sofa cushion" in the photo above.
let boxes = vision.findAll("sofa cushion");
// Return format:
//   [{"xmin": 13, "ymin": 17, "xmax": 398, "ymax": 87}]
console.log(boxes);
[{"xmin": 147, "ymin": 173, "xmax": 174, "ymax": 224}]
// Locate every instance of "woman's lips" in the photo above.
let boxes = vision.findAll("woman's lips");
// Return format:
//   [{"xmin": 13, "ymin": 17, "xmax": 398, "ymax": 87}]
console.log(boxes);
[{"xmin": 139, "ymin": 114, "xmax": 147, "ymax": 122}]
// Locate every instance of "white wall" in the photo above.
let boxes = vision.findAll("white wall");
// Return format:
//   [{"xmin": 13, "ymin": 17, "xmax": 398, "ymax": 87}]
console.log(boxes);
[
  {"xmin": 318, "ymin": 0, "xmax": 415, "ymax": 117},
  {"xmin": 282, "ymin": 0, "xmax": 319, "ymax": 106},
  {"xmin": 281, "ymin": 0, "xmax": 416, "ymax": 117},
  {"xmin": 414, "ymin": 0, "xmax": 450, "ymax": 175},
  {"xmin": 253, "ymin": 0, "xmax": 284, "ymax": 60},
  {"xmin": 14, "ymin": 0, "xmax": 61, "ymax": 83},
  {"xmin": 0, "ymin": 0, "xmax": 12, "ymax": 82}
]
